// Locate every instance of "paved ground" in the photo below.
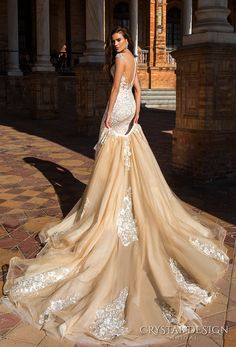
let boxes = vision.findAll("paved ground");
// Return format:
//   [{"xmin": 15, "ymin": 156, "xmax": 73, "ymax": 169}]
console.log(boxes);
[{"xmin": 0, "ymin": 109, "xmax": 235, "ymax": 347}]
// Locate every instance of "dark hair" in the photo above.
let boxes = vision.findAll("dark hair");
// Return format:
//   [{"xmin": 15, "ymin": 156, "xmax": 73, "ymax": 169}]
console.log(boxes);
[{"xmin": 104, "ymin": 26, "xmax": 135, "ymax": 77}]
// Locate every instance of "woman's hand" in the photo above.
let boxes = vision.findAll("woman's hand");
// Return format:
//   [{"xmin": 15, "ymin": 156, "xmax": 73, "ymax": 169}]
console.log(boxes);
[
  {"xmin": 133, "ymin": 113, "xmax": 139, "ymax": 124},
  {"xmin": 104, "ymin": 113, "xmax": 112, "ymax": 128}
]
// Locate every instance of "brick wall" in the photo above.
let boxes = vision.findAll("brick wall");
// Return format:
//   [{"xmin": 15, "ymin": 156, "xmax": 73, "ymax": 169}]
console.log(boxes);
[
  {"xmin": 150, "ymin": 67, "xmax": 176, "ymax": 89},
  {"xmin": 137, "ymin": 67, "xmax": 149, "ymax": 89},
  {"xmin": 143, "ymin": 0, "xmax": 176, "ymax": 89},
  {"xmin": 172, "ymin": 43, "xmax": 236, "ymax": 180}
]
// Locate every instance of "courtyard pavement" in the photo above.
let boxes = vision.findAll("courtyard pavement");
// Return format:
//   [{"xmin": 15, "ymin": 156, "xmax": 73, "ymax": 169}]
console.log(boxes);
[{"xmin": 0, "ymin": 109, "xmax": 235, "ymax": 347}]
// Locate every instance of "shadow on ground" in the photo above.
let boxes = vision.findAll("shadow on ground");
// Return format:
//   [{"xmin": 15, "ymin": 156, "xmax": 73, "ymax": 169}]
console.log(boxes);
[
  {"xmin": 24, "ymin": 157, "xmax": 86, "ymax": 216},
  {"xmin": 1, "ymin": 108, "xmax": 236, "ymax": 225}
]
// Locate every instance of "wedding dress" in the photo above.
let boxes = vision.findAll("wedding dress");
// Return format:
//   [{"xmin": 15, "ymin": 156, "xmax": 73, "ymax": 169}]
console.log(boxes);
[{"xmin": 1, "ymin": 53, "xmax": 229, "ymax": 346}]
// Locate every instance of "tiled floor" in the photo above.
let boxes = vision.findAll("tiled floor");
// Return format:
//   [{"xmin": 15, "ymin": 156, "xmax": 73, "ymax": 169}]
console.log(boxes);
[{"xmin": 0, "ymin": 110, "xmax": 236, "ymax": 347}]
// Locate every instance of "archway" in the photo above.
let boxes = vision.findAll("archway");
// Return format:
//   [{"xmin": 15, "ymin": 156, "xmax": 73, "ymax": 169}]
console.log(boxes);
[
  {"xmin": 113, "ymin": 2, "xmax": 130, "ymax": 28},
  {"xmin": 166, "ymin": 7, "xmax": 181, "ymax": 51}
]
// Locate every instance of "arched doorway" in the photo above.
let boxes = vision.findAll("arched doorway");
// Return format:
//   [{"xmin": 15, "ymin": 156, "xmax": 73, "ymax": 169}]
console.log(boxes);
[
  {"xmin": 18, "ymin": 0, "xmax": 36, "ymax": 72},
  {"xmin": 113, "ymin": 2, "xmax": 130, "ymax": 28},
  {"xmin": 166, "ymin": 7, "xmax": 181, "ymax": 51}
]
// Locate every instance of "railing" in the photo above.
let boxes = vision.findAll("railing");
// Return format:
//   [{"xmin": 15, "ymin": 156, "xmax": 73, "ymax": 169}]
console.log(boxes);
[
  {"xmin": 166, "ymin": 50, "xmax": 176, "ymax": 65},
  {"xmin": 0, "ymin": 49, "xmax": 35, "ymax": 75},
  {"xmin": 137, "ymin": 49, "xmax": 176, "ymax": 66},
  {"xmin": 138, "ymin": 49, "xmax": 149, "ymax": 65},
  {"xmin": 3, "ymin": 49, "xmax": 179, "ymax": 74},
  {"xmin": 50, "ymin": 51, "xmax": 82, "ymax": 74},
  {"xmin": 19, "ymin": 50, "xmax": 35, "ymax": 73},
  {"xmin": 0, "ymin": 49, "xmax": 83, "ymax": 75}
]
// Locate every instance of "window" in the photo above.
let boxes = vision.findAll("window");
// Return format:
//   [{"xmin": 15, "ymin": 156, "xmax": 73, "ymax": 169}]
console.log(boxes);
[
  {"xmin": 113, "ymin": 2, "xmax": 129, "ymax": 29},
  {"xmin": 166, "ymin": 7, "xmax": 181, "ymax": 51}
]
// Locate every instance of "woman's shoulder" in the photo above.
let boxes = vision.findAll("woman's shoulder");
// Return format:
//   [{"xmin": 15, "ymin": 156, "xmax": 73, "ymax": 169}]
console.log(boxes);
[
  {"xmin": 116, "ymin": 51, "xmax": 135, "ymax": 62},
  {"xmin": 115, "ymin": 51, "xmax": 135, "ymax": 64},
  {"xmin": 115, "ymin": 52, "xmax": 125, "ymax": 60}
]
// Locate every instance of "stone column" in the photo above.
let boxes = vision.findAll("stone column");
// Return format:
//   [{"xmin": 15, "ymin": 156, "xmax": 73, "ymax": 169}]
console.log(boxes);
[
  {"xmin": 172, "ymin": 0, "xmax": 236, "ymax": 181},
  {"xmin": 75, "ymin": 0, "xmax": 108, "ymax": 135},
  {"xmin": 80, "ymin": 0, "xmax": 105, "ymax": 63},
  {"xmin": 183, "ymin": 0, "xmax": 236, "ymax": 45},
  {"xmin": 30, "ymin": 0, "xmax": 58, "ymax": 119},
  {"xmin": 183, "ymin": 0, "xmax": 192, "ymax": 36},
  {"xmin": 33, "ymin": 0, "xmax": 54, "ymax": 71},
  {"xmin": 7, "ymin": 0, "xmax": 22, "ymax": 75},
  {"xmin": 130, "ymin": 0, "xmax": 138, "ymax": 57}
]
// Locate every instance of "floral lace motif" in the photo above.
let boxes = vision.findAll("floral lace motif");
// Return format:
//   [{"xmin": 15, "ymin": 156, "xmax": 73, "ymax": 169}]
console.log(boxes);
[
  {"xmin": 117, "ymin": 187, "xmax": 138, "ymax": 246},
  {"xmin": 124, "ymin": 138, "xmax": 131, "ymax": 169},
  {"xmin": 95, "ymin": 53, "xmax": 137, "ymax": 150},
  {"xmin": 169, "ymin": 258, "xmax": 213, "ymax": 304},
  {"xmin": 189, "ymin": 238, "xmax": 229, "ymax": 264},
  {"xmin": 39, "ymin": 294, "xmax": 78, "ymax": 325},
  {"xmin": 89, "ymin": 287, "xmax": 129, "ymax": 341},
  {"xmin": 11, "ymin": 267, "xmax": 71, "ymax": 298}
]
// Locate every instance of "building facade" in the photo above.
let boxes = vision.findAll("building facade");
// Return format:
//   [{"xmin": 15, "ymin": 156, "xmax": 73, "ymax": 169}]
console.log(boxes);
[
  {"xmin": 1, "ymin": 1, "xmax": 236, "ymax": 107},
  {"xmin": 1, "ymin": 0, "xmax": 236, "ymax": 180}
]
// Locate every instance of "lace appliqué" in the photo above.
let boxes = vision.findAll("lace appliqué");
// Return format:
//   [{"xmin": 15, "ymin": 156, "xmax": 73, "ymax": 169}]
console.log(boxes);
[
  {"xmin": 160, "ymin": 302, "xmax": 188, "ymax": 332},
  {"xmin": 89, "ymin": 287, "xmax": 129, "ymax": 341},
  {"xmin": 39, "ymin": 295, "xmax": 78, "ymax": 325},
  {"xmin": 169, "ymin": 258, "xmax": 213, "ymax": 304},
  {"xmin": 189, "ymin": 238, "xmax": 229, "ymax": 264},
  {"xmin": 117, "ymin": 187, "xmax": 138, "ymax": 246},
  {"xmin": 10, "ymin": 267, "xmax": 71, "ymax": 298},
  {"xmin": 124, "ymin": 138, "xmax": 131, "ymax": 169},
  {"xmin": 160, "ymin": 302, "xmax": 179, "ymax": 325}
]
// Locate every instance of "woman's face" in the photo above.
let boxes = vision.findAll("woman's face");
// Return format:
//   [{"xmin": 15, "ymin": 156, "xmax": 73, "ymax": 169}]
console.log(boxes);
[{"xmin": 111, "ymin": 32, "xmax": 128, "ymax": 53}]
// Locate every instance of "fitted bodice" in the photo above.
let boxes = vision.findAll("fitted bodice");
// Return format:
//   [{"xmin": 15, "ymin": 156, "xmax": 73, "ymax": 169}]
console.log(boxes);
[{"xmin": 94, "ymin": 52, "xmax": 137, "ymax": 151}]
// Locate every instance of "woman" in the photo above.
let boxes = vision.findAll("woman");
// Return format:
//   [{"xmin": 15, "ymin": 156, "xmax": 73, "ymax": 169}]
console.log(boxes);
[{"xmin": 1, "ymin": 27, "xmax": 229, "ymax": 345}]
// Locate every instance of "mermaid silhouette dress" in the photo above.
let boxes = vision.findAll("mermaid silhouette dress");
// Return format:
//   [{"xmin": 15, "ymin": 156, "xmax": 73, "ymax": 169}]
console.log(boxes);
[{"xmin": 1, "ymin": 52, "xmax": 229, "ymax": 346}]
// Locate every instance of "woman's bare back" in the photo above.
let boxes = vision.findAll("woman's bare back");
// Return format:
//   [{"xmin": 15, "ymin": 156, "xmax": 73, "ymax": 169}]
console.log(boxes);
[{"xmin": 120, "ymin": 52, "xmax": 136, "ymax": 86}]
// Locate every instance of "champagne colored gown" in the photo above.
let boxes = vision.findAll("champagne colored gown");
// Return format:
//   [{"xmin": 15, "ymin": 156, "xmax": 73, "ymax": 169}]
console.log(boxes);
[{"xmin": 1, "ymin": 53, "xmax": 229, "ymax": 346}]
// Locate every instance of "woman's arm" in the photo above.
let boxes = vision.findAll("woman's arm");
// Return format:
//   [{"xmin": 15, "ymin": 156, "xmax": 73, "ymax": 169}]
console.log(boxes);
[
  {"xmin": 105, "ymin": 55, "xmax": 125, "ymax": 128},
  {"xmin": 133, "ymin": 73, "xmax": 141, "ymax": 123}
]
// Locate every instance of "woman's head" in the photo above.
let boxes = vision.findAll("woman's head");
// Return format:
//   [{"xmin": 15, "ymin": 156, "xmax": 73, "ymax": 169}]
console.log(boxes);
[
  {"xmin": 104, "ymin": 26, "xmax": 135, "ymax": 73},
  {"xmin": 110, "ymin": 26, "xmax": 134, "ymax": 55}
]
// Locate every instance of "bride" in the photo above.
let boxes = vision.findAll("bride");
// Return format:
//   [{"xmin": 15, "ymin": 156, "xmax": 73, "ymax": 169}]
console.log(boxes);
[{"xmin": 1, "ymin": 27, "xmax": 229, "ymax": 346}]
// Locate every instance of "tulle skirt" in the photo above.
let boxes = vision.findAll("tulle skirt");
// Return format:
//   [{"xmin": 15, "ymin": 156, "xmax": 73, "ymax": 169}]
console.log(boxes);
[{"xmin": 1, "ymin": 123, "xmax": 229, "ymax": 345}]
